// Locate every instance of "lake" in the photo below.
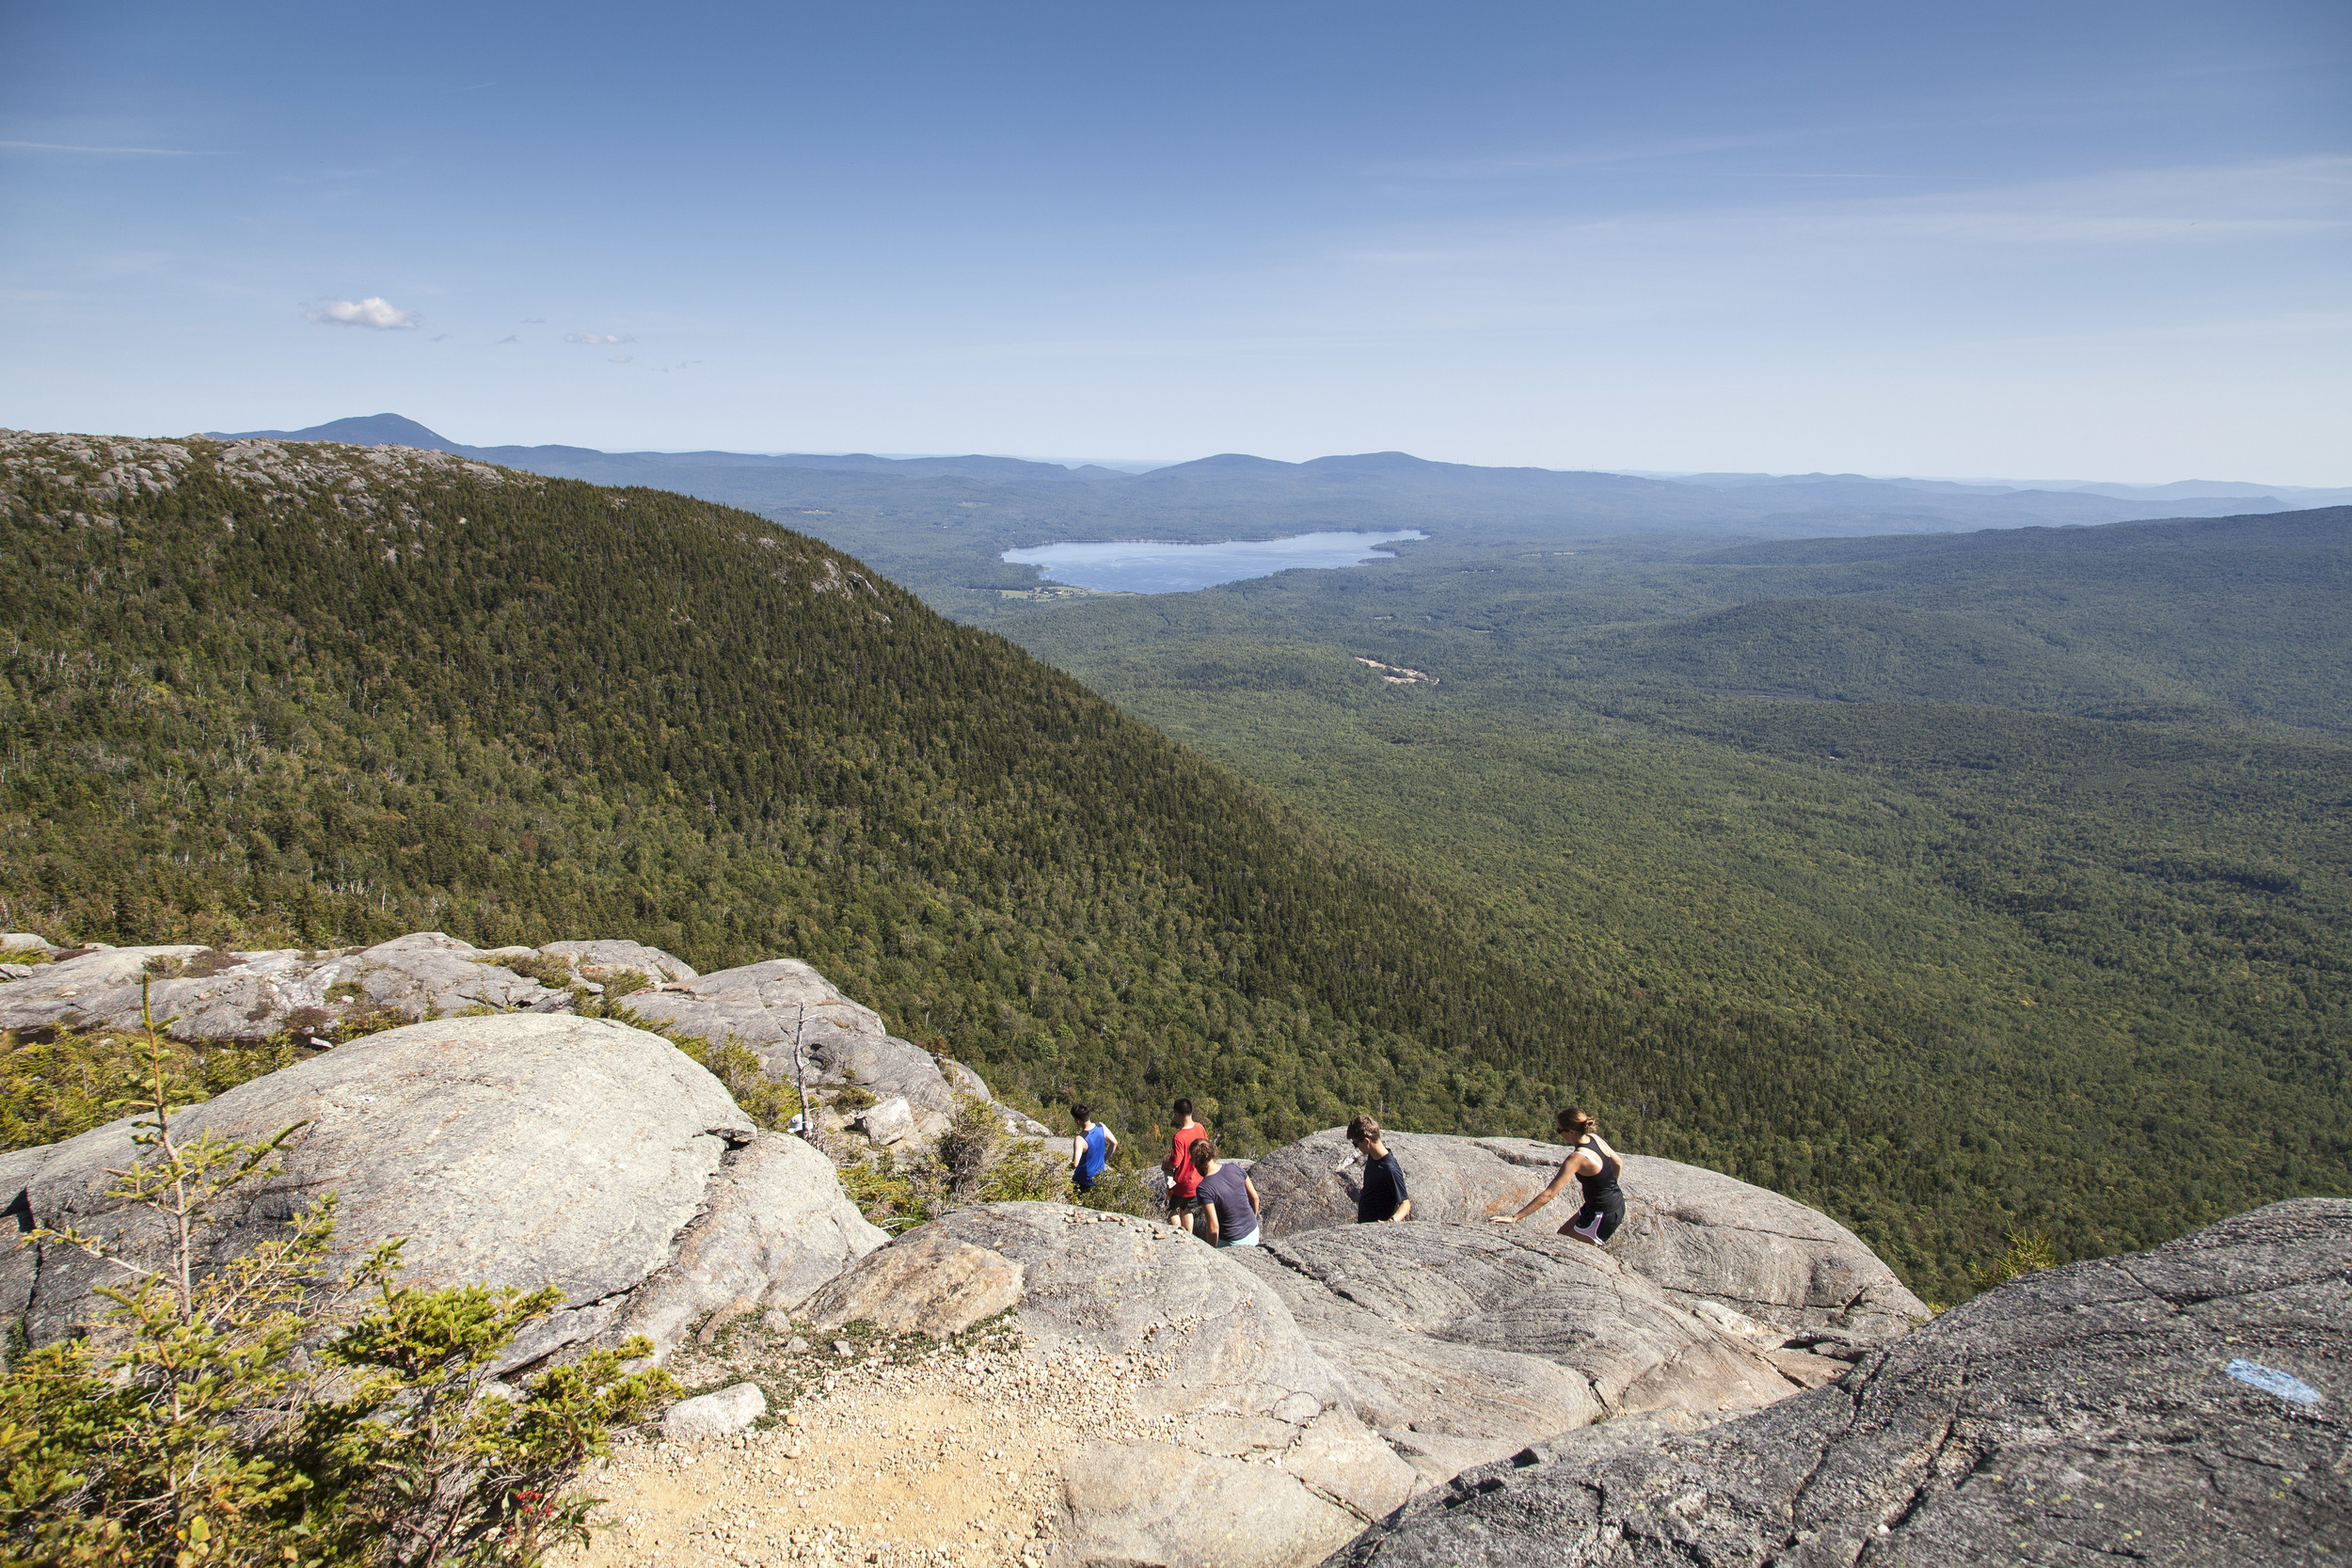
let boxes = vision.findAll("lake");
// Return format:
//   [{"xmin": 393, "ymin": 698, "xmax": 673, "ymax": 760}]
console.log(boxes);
[{"xmin": 1001, "ymin": 530, "xmax": 1427, "ymax": 594}]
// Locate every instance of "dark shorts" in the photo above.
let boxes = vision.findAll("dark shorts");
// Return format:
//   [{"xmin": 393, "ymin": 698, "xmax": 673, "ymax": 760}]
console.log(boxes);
[
  {"xmin": 1565, "ymin": 1193, "xmax": 1624, "ymax": 1244},
  {"xmin": 1073, "ymin": 1175, "xmax": 1098, "ymax": 1193},
  {"xmin": 1170, "ymin": 1194, "xmax": 1207, "ymax": 1213}
]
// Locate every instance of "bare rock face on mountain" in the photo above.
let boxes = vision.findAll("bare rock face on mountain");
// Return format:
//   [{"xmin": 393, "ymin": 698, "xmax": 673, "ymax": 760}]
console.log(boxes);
[
  {"xmin": 0, "ymin": 1014, "xmax": 882, "ymax": 1365},
  {"xmin": 0, "ymin": 928, "xmax": 961, "ymax": 1129},
  {"xmin": 862, "ymin": 1199, "xmax": 1845, "ymax": 1568},
  {"xmin": 1249, "ymin": 1130, "xmax": 1926, "ymax": 1348},
  {"xmin": 1230, "ymin": 1223, "xmax": 1798, "ymax": 1485},
  {"xmin": 1335, "ymin": 1198, "xmax": 2352, "ymax": 1568},
  {"xmin": 535, "ymin": 939, "xmax": 698, "ymax": 987},
  {"xmin": 0, "ymin": 931, "xmax": 570, "ymax": 1044},
  {"xmin": 624, "ymin": 958, "xmax": 958, "ymax": 1113}
]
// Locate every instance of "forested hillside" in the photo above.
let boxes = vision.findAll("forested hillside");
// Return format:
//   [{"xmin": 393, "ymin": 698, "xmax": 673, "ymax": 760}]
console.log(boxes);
[{"xmin": 986, "ymin": 509, "xmax": 2352, "ymax": 1297}]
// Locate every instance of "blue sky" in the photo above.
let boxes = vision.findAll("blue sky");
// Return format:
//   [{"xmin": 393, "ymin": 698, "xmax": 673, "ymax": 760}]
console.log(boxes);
[{"xmin": 3, "ymin": 1, "xmax": 2345, "ymax": 481}]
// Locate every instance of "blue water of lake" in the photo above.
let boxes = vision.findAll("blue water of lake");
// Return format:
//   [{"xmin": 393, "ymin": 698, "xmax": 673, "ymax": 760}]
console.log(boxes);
[{"xmin": 1002, "ymin": 530, "xmax": 1427, "ymax": 594}]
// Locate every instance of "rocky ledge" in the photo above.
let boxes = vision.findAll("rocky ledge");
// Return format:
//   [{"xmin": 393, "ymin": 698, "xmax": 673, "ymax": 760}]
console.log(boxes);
[
  {"xmin": 1334, "ymin": 1197, "xmax": 2351, "ymax": 1568},
  {"xmin": 0, "ymin": 929, "xmax": 1040, "ymax": 1146},
  {"xmin": 0, "ymin": 1013, "xmax": 883, "ymax": 1368}
]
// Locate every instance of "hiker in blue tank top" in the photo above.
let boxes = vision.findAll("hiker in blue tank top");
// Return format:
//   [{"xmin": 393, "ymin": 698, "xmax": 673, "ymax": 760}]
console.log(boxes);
[
  {"xmin": 1491, "ymin": 1106, "xmax": 1626, "ymax": 1244},
  {"xmin": 1070, "ymin": 1103, "xmax": 1118, "ymax": 1193}
]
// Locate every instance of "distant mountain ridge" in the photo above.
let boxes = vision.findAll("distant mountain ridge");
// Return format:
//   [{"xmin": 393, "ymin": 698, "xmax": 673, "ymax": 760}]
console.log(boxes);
[{"xmin": 211, "ymin": 415, "xmax": 2352, "ymax": 528}]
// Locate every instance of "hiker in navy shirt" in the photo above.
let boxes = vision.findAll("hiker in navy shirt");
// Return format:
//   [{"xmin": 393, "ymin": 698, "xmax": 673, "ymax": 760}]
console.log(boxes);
[
  {"xmin": 1347, "ymin": 1115, "xmax": 1411, "ymax": 1223},
  {"xmin": 1070, "ymin": 1103, "xmax": 1117, "ymax": 1193},
  {"xmin": 1191, "ymin": 1139, "xmax": 1262, "ymax": 1247}
]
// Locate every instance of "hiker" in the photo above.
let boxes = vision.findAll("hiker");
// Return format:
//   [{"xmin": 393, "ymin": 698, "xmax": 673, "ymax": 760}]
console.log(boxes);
[
  {"xmin": 1191, "ymin": 1139, "xmax": 1262, "ymax": 1247},
  {"xmin": 1346, "ymin": 1115, "xmax": 1411, "ymax": 1223},
  {"xmin": 1491, "ymin": 1106, "xmax": 1624, "ymax": 1244},
  {"xmin": 1070, "ymin": 1103, "xmax": 1118, "ymax": 1194},
  {"xmin": 1164, "ymin": 1097, "xmax": 1210, "ymax": 1232}
]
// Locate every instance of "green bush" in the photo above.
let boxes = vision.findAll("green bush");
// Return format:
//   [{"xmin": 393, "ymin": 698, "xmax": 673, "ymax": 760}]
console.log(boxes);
[
  {"xmin": 0, "ymin": 985, "xmax": 673, "ymax": 1565},
  {"xmin": 1970, "ymin": 1229, "xmax": 2060, "ymax": 1292}
]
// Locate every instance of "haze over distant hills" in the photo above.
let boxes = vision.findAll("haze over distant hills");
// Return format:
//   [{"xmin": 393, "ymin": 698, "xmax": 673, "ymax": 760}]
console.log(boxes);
[{"xmin": 213, "ymin": 415, "xmax": 2352, "ymax": 540}]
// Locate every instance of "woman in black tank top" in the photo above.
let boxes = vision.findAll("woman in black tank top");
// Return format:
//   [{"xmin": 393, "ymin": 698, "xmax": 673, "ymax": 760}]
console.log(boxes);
[{"xmin": 1491, "ymin": 1107, "xmax": 1628, "ymax": 1245}]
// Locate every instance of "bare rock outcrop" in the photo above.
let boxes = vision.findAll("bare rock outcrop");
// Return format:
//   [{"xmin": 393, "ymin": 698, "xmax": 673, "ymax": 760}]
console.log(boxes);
[
  {"xmin": 0, "ymin": 931, "xmax": 569, "ymax": 1044},
  {"xmin": 1334, "ymin": 1198, "xmax": 2352, "ymax": 1568},
  {"xmin": 1231, "ymin": 1222, "xmax": 1799, "ymax": 1484},
  {"xmin": 849, "ymin": 1196, "xmax": 1857, "ymax": 1568},
  {"xmin": 623, "ymin": 957, "xmax": 958, "ymax": 1113},
  {"xmin": 1250, "ymin": 1130, "xmax": 1926, "ymax": 1347},
  {"xmin": 0, "ymin": 1014, "xmax": 882, "ymax": 1365}
]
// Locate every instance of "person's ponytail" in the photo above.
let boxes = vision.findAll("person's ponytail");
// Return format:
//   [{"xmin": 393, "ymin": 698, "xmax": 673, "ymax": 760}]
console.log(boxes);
[{"xmin": 1556, "ymin": 1107, "xmax": 1597, "ymax": 1139}]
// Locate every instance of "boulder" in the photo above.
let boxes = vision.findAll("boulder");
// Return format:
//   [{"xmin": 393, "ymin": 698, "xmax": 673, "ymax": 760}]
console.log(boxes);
[
  {"xmin": 0, "ymin": 931, "xmax": 567, "ymax": 1044},
  {"xmin": 537, "ymin": 939, "xmax": 698, "ymax": 986},
  {"xmin": 0, "ymin": 1014, "xmax": 879, "ymax": 1366},
  {"xmin": 803, "ymin": 1227, "xmax": 1025, "ymax": 1338},
  {"xmin": 660, "ymin": 1382, "xmax": 767, "ymax": 1443},
  {"xmin": 604, "ymin": 1129, "xmax": 886, "ymax": 1363},
  {"xmin": 0, "ymin": 933, "xmax": 57, "ymax": 956},
  {"xmin": 1229, "ymin": 1223, "xmax": 1797, "ymax": 1483},
  {"xmin": 1333, "ymin": 1198, "xmax": 2352, "ymax": 1568},
  {"xmin": 623, "ymin": 958, "xmax": 956, "ymax": 1112},
  {"xmin": 1249, "ymin": 1130, "xmax": 1926, "ymax": 1342},
  {"xmin": 853, "ymin": 1094, "xmax": 916, "ymax": 1146},
  {"xmin": 940, "ymin": 1058, "xmax": 992, "ymax": 1101}
]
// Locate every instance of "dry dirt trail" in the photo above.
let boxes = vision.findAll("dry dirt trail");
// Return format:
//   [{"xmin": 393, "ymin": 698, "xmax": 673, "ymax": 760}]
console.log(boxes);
[{"xmin": 559, "ymin": 1318, "xmax": 1184, "ymax": 1568}]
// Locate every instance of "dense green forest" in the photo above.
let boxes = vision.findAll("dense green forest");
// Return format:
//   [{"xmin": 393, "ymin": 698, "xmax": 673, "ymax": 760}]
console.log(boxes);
[
  {"xmin": 970, "ymin": 508, "xmax": 2350, "ymax": 1297},
  {"xmin": 7, "ymin": 430, "xmax": 2345, "ymax": 1302}
]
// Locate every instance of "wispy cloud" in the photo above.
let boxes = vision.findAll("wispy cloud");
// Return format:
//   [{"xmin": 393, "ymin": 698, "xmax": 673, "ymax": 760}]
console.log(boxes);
[
  {"xmin": 0, "ymin": 139, "xmax": 215, "ymax": 155},
  {"xmin": 305, "ymin": 296, "xmax": 421, "ymax": 329},
  {"xmin": 522, "ymin": 317, "xmax": 547, "ymax": 324},
  {"xmin": 496, "ymin": 334, "xmax": 520, "ymax": 345},
  {"xmin": 566, "ymin": 330, "xmax": 633, "ymax": 344},
  {"xmin": 431, "ymin": 333, "xmax": 453, "ymax": 342},
  {"xmin": 608, "ymin": 355, "xmax": 634, "ymax": 363}
]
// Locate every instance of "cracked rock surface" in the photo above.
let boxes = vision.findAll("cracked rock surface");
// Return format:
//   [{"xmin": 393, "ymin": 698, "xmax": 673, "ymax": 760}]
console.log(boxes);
[
  {"xmin": 1251, "ymin": 1129, "xmax": 1928, "ymax": 1346},
  {"xmin": 1232, "ymin": 1223, "xmax": 1799, "ymax": 1484},
  {"xmin": 0, "ymin": 1014, "xmax": 881, "ymax": 1361},
  {"xmin": 1334, "ymin": 1197, "xmax": 2352, "ymax": 1568}
]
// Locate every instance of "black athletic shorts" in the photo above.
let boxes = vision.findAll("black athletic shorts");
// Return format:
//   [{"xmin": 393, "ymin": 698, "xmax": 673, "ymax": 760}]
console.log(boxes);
[{"xmin": 1566, "ymin": 1192, "xmax": 1624, "ymax": 1244}]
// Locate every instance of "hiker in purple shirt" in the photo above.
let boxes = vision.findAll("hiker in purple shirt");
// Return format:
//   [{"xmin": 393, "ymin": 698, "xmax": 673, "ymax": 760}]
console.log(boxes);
[{"xmin": 1191, "ymin": 1139, "xmax": 1262, "ymax": 1247}]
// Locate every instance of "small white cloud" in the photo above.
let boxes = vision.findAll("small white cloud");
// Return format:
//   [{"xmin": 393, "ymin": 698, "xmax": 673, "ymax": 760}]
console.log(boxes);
[
  {"xmin": 305, "ymin": 295, "xmax": 421, "ymax": 329},
  {"xmin": 565, "ymin": 330, "xmax": 633, "ymax": 344},
  {"xmin": 609, "ymin": 355, "xmax": 634, "ymax": 363},
  {"xmin": 522, "ymin": 317, "xmax": 546, "ymax": 324}
]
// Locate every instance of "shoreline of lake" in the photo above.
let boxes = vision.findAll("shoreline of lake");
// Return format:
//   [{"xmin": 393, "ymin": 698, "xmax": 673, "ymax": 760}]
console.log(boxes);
[{"xmin": 1001, "ymin": 530, "xmax": 1428, "ymax": 594}]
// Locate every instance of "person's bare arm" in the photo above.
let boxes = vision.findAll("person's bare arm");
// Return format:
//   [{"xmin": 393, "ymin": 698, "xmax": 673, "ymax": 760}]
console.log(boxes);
[
  {"xmin": 1205, "ymin": 1200, "xmax": 1221, "ymax": 1243},
  {"xmin": 1493, "ymin": 1155, "xmax": 1581, "ymax": 1223},
  {"xmin": 1105, "ymin": 1127, "xmax": 1120, "ymax": 1152},
  {"xmin": 1245, "ymin": 1175, "xmax": 1261, "ymax": 1216},
  {"xmin": 1390, "ymin": 1197, "xmax": 1411, "ymax": 1222}
]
